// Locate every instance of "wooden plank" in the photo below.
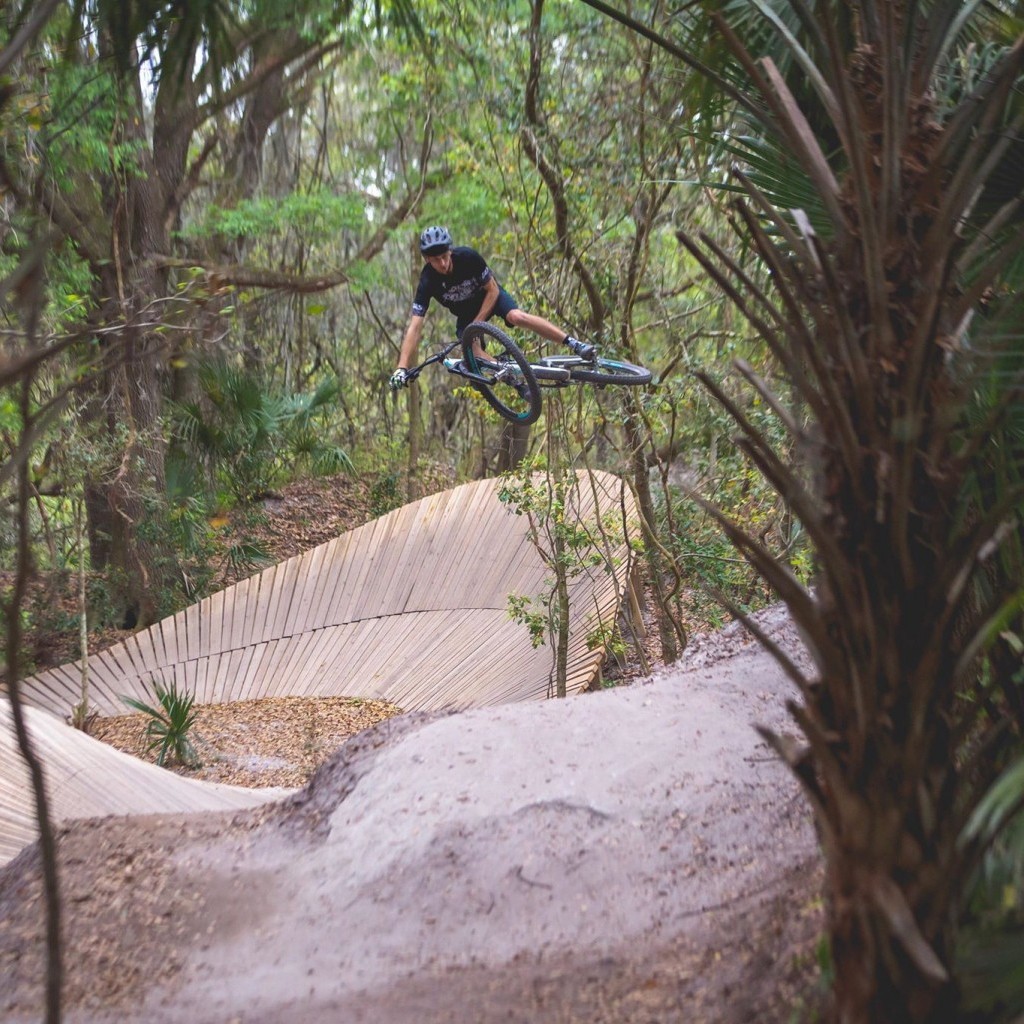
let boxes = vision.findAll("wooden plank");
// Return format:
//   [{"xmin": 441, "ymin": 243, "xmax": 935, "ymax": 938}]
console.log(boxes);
[
  {"xmin": 127, "ymin": 628, "xmax": 162, "ymax": 680},
  {"xmin": 242, "ymin": 569, "xmax": 269, "ymax": 647},
  {"xmin": 272, "ymin": 634, "xmax": 319, "ymax": 696},
  {"xmin": 388, "ymin": 493, "xmax": 454, "ymax": 614},
  {"xmin": 265, "ymin": 554, "xmax": 304, "ymax": 641},
  {"xmin": 194, "ymin": 652, "xmax": 219, "ymax": 705},
  {"xmin": 433, "ymin": 484, "xmax": 505, "ymax": 609},
  {"xmin": 382, "ymin": 612, "xmax": 491, "ymax": 709},
  {"xmin": 271, "ymin": 629, "xmax": 321, "ymax": 697},
  {"xmin": 335, "ymin": 617, "xmax": 399, "ymax": 693},
  {"xmin": 25, "ymin": 665, "xmax": 80, "ymax": 717},
  {"xmin": 347, "ymin": 515, "xmax": 400, "ymax": 621},
  {"xmin": 217, "ymin": 645, "xmax": 252, "ymax": 705},
  {"xmin": 318, "ymin": 621, "xmax": 382, "ymax": 697},
  {"xmin": 184, "ymin": 601, "xmax": 203, "ymax": 662},
  {"xmin": 242, "ymin": 563, "xmax": 276, "ymax": 647},
  {"xmin": 182, "ymin": 657, "xmax": 200, "ymax": 702},
  {"xmin": 284, "ymin": 542, "xmax": 328, "ymax": 636},
  {"xmin": 337, "ymin": 516, "xmax": 393, "ymax": 618},
  {"xmin": 251, "ymin": 636, "xmax": 296, "ymax": 698},
  {"xmin": 242, "ymin": 638, "xmax": 279, "ymax": 699},
  {"xmin": 201, "ymin": 587, "xmax": 226, "ymax": 660},
  {"xmin": 252, "ymin": 559, "xmax": 289, "ymax": 644},
  {"xmin": 282, "ymin": 625, "xmax": 340, "ymax": 697},
  {"xmin": 234, "ymin": 642, "xmax": 269, "ymax": 704},
  {"xmin": 305, "ymin": 536, "xmax": 349, "ymax": 631},
  {"xmin": 114, "ymin": 633, "xmax": 148, "ymax": 684},
  {"xmin": 166, "ymin": 607, "xmax": 186, "ymax": 666},
  {"xmin": 89, "ymin": 650, "xmax": 130, "ymax": 697},
  {"xmin": 318, "ymin": 532, "xmax": 360, "ymax": 626},
  {"xmin": 303, "ymin": 626, "xmax": 352, "ymax": 696},
  {"xmin": 154, "ymin": 615, "xmax": 177, "ymax": 670},
  {"xmin": 100, "ymin": 641, "xmax": 138, "ymax": 689},
  {"xmin": 282, "ymin": 548, "xmax": 321, "ymax": 635}
]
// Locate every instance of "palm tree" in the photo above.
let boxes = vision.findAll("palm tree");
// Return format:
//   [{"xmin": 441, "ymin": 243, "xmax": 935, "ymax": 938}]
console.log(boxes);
[{"xmin": 585, "ymin": 0, "xmax": 1024, "ymax": 1019}]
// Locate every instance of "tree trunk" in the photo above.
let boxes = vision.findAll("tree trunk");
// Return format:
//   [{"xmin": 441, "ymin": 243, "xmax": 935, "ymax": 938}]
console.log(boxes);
[
  {"xmin": 84, "ymin": 53, "xmax": 188, "ymax": 627},
  {"xmin": 103, "ymin": 333, "xmax": 171, "ymax": 628},
  {"xmin": 626, "ymin": 411, "xmax": 685, "ymax": 662},
  {"xmin": 553, "ymin": 527, "xmax": 570, "ymax": 698},
  {"xmin": 496, "ymin": 420, "xmax": 530, "ymax": 473},
  {"xmin": 823, "ymin": 755, "xmax": 958, "ymax": 1022}
]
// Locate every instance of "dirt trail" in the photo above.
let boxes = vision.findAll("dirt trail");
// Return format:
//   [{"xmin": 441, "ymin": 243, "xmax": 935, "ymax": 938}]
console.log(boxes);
[{"xmin": 0, "ymin": 609, "xmax": 823, "ymax": 1024}]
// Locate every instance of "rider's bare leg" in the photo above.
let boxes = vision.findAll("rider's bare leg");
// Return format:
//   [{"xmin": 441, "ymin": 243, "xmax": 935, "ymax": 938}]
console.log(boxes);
[{"xmin": 505, "ymin": 308, "xmax": 569, "ymax": 344}]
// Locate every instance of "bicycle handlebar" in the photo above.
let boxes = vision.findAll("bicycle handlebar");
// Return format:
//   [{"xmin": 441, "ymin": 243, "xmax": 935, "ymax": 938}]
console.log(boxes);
[{"xmin": 406, "ymin": 337, "xmax": 464, "ymax": 378}]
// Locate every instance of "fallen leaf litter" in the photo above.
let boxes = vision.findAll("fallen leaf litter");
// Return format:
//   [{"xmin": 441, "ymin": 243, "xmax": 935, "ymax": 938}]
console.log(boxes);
[{"xmin": 92, "ymin": 695, "xmax": 404, "ymax": 789}]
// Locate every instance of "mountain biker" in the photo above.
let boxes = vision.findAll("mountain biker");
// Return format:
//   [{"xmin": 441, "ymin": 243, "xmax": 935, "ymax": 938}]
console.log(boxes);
[{"xmin": 389, "ymin": 225, "xmax": 594, "ymax": 391}]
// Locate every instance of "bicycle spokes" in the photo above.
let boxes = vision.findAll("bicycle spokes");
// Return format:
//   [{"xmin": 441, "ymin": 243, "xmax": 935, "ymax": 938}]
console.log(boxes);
[{"xmin": 460, "ymin": 322, "xmax": 542, "ymax": 425}]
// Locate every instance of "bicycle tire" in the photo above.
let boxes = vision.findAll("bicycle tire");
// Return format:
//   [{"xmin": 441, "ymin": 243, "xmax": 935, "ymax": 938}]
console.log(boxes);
[
  {"xmin": 461, "ymin": 322, "xmax": 543, "ymax": 425},
  {"xmin": 534, "ymin": 354, "xmax": 653, "ymax": 387}
]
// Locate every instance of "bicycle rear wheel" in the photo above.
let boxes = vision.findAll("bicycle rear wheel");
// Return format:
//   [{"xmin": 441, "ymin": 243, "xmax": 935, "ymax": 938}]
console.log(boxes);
[
  {"xmin": 535, "ymin": 354, "xmax": 653, "ymax": 387},
  {"xmin": 461, "ymin": 322, "xmax": 542, "ymax": 425}
]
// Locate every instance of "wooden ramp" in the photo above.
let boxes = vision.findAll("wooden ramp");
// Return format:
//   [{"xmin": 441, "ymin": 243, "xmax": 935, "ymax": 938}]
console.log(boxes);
[
  {"xmin": 0, "ymin": 700, "xmax": 286, "ymax": 866},
  {"xmin": 1, "ymin": 471, "xmax": 638, "ymax": 865}
]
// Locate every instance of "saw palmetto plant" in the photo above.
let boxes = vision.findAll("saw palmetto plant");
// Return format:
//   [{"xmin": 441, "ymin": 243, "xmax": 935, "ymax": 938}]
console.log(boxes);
[
  {"xmin": 122, "ymin": 680, "xmax": 200, "ymax": 768},
  {"xmin": 652, "ymin": 1, "xmax": 1024, "ymax": 1020}
]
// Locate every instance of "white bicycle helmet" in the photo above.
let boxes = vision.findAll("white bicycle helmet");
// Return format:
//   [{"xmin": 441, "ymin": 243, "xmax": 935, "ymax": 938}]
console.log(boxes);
[{"xmin": 419, "ymin": 225, "xmax": 452, "ymax": 255}]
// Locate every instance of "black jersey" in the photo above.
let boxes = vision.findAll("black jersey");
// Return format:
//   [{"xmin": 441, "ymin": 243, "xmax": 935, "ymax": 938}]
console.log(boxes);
[{"xmin": 411, "ymin": 246, "xmax": 493, "ymax": 322}]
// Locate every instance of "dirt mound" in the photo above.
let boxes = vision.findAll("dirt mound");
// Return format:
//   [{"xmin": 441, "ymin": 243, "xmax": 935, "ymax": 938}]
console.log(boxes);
[{"xmin": 0, "ymin": 611, "xmax": 824, "ymax": 1024}]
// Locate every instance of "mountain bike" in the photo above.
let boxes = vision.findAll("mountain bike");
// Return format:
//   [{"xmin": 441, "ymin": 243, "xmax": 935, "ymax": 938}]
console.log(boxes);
[{"xmin": 402, "ymin": 321, "xmax": 652, "ymax": 426}]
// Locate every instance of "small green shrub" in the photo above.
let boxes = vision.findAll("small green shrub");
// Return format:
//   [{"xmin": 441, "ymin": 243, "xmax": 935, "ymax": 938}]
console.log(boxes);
[
  {"xmin": 369, "ymin": 471, "xmax": 401, "ymax": 517},
  {"xmin": 507, "ymin": 593, "xmax": 547, "ymax": 648},
  {"xmin": 121, "ymin": 680, "xmax": 200, "ymax": 767},
  {"xmin": 586, "ymin": 623, "xmax": 627, "ymax": 659},
  {"xmin": 223, "ymin": 539, "xmax": 271, "ymax": 576}
]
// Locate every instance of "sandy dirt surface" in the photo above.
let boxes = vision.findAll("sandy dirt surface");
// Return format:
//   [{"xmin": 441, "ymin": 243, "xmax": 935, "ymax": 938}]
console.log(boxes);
[{"xmin": 0, "ymin": 608, "xmax": 825, "ymax": 1024}]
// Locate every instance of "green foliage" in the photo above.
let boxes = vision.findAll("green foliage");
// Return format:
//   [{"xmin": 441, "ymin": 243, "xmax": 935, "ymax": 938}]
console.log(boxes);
[
  {"xmin": 170, "ymin": 360, "xmax": 351, "ymax": 507},
  {"xmin": 586, "ymin": 623, "xmax": 626, "ymax": 658},
  {"xmin": 369, "ymin": 470, "xmax": 402, "ymax": 518},
  {"xmin": 76, "ymin": 0, "xmax": 240, "ymax": 80},
  {"xmin": 183, "ymin": 191, "xmax": 366, "ymax": 244},
  {"xmin": 121, "ymin": 680, "xmax": 200, "ymax": 768},
  {"xmin": 38, "ymin": 60, "xmax": 145, "ymax": 185},
  {"xmin": 223, "ymin": 539, "xmax": 272, "ymax": 576},
  {"xmin": 648, "ymin": 367, "xmax": 807, "ymax": 623},
  {"xmin": 418, "ymin": 178, "xmax": 508, "ymax": 243},
  {"xmin": 499, "ymin": 462, "xmax": 628, "ymax": 695},
  {"xmin": 0, "ymin": 395, "xmax": 21, "ymax": 434},
  {"xmin": 958, "ymin": 759, "xmax": 1024, "ymax": 1021},
  {"xmin": 507, "ymin": 593, "xmax": 547, "ymax": 648},
  {"xmin": 163, "ymin": 453, "xmax": 218, "ymax": 599},
  {"xmin": 660, "ymin": 488, "xmax": 780, "ymax": 623}
]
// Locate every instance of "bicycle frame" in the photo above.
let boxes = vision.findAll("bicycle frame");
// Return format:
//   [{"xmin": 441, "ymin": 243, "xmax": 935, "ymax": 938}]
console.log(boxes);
[
  {"xmin": 400, "ymin": 321, "xmax": 649, "ymax": 426},
  {"xmin": 407, "ymin": 336, "xmax": 541, "ymax": 390}
]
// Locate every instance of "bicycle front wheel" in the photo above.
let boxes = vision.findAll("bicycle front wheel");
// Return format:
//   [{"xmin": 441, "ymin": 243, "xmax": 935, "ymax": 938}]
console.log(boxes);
[
  {"xmin": 535, "ymin": 354, "xmax": 653, "ymax": 387},
  {"xmin": 461, "ymin": 322, "xmax": 542, "ymax": 425}
]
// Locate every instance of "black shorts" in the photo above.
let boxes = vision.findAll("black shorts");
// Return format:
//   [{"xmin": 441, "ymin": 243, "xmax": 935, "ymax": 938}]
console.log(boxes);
[{"xmin": 455, "ymin": 288, "xmax": 518, "ymax": 337}]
